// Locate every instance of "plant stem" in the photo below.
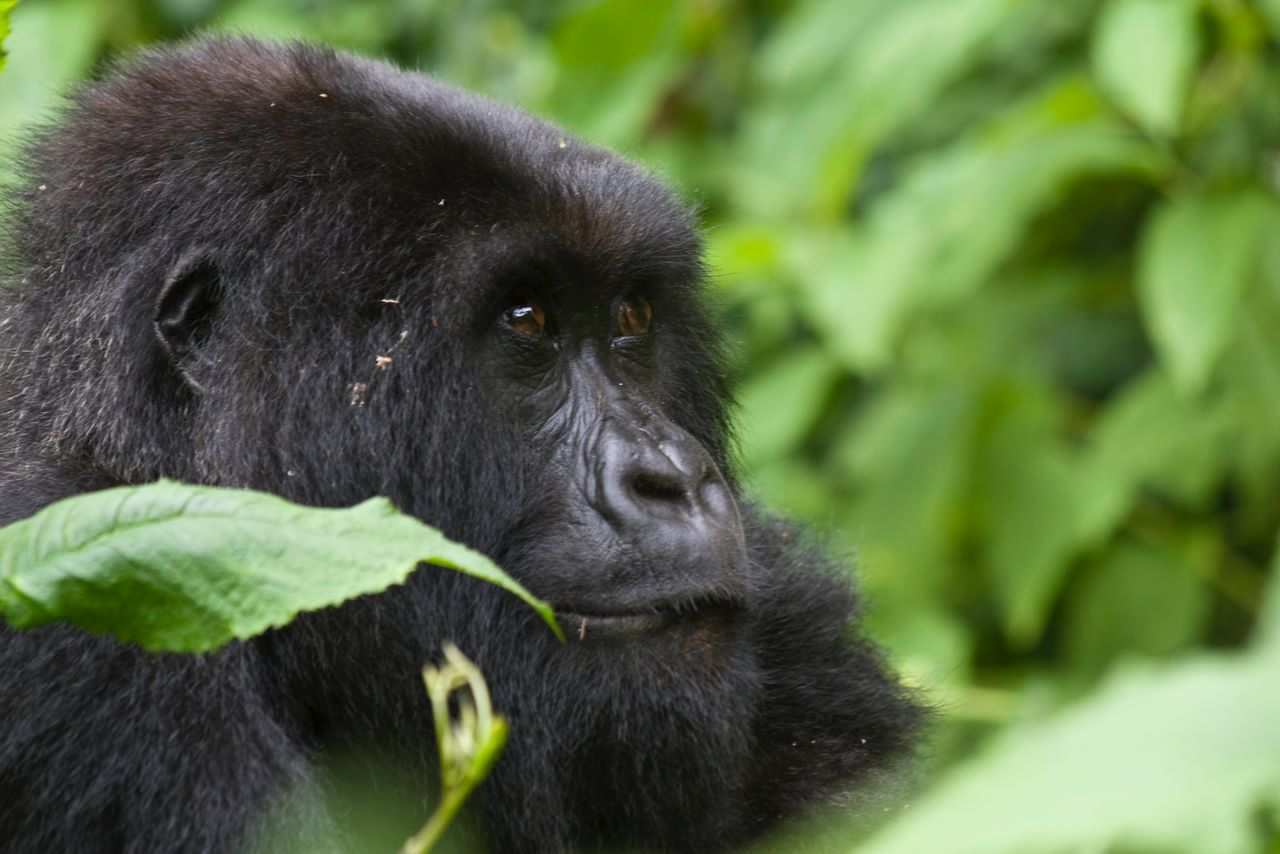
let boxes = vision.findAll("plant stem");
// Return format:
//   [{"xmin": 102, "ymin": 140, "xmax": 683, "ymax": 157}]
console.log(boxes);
[{"xmin": 399, "ymin": 787, "xmax": 470, "ymax": 854}]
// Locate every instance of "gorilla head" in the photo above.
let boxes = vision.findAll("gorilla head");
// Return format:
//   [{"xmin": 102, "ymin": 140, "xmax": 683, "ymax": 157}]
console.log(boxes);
[{"xmin": 0, "ymin": 39, "xmax": 922, "ymax": 852}]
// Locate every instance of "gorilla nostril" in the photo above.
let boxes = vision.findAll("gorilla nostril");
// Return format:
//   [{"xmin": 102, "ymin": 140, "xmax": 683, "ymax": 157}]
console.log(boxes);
[{"xmin": 630, "ymin": 471, "xmax": 689, "ymax": 505}]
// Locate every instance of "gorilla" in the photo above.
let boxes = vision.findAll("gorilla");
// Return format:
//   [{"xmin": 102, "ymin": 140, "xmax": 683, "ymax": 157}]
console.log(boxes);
[{"xmin": 0, "ymin": 38, "xmax": 921, "ymax": 852}]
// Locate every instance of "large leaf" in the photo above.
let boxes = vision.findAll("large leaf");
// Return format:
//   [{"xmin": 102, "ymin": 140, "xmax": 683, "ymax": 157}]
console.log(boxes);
[
  {"xmin": 1064, "ymin": 540, "xmax": 1209, "ymax": 678},
  {"xmin": 1092, "ymin": 0, "xmax": 1200, "ymax": 136},
  {"xmin": 1138, "ymin": 188, "xmax": 1276, "ymax": 395},
  {"xmin": 977, "ymin": 396, "xmax": 1083, "ymax": 646},
  {"xmin": 860, "ymin": 644, "xmax": 1280, "ymax": 854},
  {"xmin": 0, "ymin": 480, "xmax": 560, "ymax": 652}
]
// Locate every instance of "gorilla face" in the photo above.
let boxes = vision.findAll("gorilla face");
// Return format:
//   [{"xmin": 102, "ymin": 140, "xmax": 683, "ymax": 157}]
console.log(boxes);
[
  {"xmin": 0, "ymin": 38, "xmax": 922, "ymax": 854},
  {"xmin": 458, "ymin": 277, "xmax": 764, "ymax": 849},
  {"xmin": 484, "ymin": 295, "xmax": 748, "ymax": 641}
]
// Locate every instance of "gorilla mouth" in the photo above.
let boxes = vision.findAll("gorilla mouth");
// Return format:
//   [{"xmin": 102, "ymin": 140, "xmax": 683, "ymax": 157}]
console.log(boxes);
[{"xmin": 556, "ymin": 593, "xmax": 745, "ymax": 642}]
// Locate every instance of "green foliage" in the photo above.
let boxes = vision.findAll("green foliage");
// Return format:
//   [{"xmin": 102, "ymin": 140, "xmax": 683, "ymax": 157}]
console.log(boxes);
[
  {"xmin": 1093, "ymin": 0, "xmax": 1200, "ymax": 136},
  {"xmin": 861, "ymin": 640, "xmax": 1280, "ymax": 854},
  {"xmin": 0, "ymin": 0, "xmax": 98, "ymax": 184},
  {"xmin": 0, "ymin": 480, "xmax": 560, "ymax": 652},
  {"xmin": 0, "ymin": 1, "xmax": 14, "ymax": 71},
  {"xmin": 1138, "ymin": 188, "xmax": 1277, "ymax": 394},
  {"xmin": 3, "ymin": 0, "xmax": 1279, "ymax": 849}
]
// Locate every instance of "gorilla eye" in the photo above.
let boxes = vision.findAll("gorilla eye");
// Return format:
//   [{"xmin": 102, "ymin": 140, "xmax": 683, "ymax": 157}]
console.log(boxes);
[
  {"xmin": 616, "ymin": 297, "xmax": 652, "ymax": 338},
  {"xmin": 503, "ymin": 300, "xmax": 547, "ymax": 338}
]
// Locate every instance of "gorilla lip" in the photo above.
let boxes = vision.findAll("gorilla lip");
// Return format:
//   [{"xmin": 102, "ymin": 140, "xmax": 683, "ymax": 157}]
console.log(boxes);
[
  {"xmin": 555, "ymin": 593, "xmax": 744, "ymax": 641},
  {"xmin": 558, "ymin": 611, "xmax": 670, "ymax": 640}
]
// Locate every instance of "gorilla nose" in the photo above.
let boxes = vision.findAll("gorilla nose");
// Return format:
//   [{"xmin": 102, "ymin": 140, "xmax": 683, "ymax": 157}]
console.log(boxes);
[
  {"xmin": 626, "ymin": 438, "xmax": 707, "ymax": 509},
  {"xmin": 596, "ymin": 422, "xmax": 745, "ymax": 567}
]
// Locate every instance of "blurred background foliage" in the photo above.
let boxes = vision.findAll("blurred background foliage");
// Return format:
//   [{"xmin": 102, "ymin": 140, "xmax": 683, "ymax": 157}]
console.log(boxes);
[{"xmin": 2, "ymin": 0, "xmax": 1279, "ymax": 851}]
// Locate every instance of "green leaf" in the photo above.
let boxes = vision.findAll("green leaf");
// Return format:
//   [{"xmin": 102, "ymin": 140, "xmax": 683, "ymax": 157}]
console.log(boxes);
[
  {"xmin": 839, "ymin": 386, "xmax": 977, "ymax": 595},
  {"xmin": 736, "ymin": 0, "xmax": 1016, "ymax": 219},
  {"xmin": 869, "ymin": 606, "xmax": 973, "ymax": 699},
  {"xmin": 1065, "ymin": 541, "xmax": 1209, "ymax": 678},
  {"xmin": 0, "ymin": 480, "xmax": 561, "ymax": 652},
  {"xmin": 1138, "ymin": 188, "xmax": 1276, "ymax": 395},
  {"xmin": 0, "ymin": 0, "xmax": 15, "ymax": 72},
  {"xmin": 744, "ymin": 460, "xmax": 832, "ymax": 524},
  {"xmin": 1092, "ymin": 0, "xmax": 1200, "ymax": 136},
  {"xmin": 978, "ymin": 397, "xmax": 1083, "ymax": 646},
  {"xmin": 546, "ymin": 0, "xmax": 681, "ymax": 146},
  {"xmin": 553, "ymin": 0, "xmax": 675, "ymax": 71},
  {"xmin": 0, "ymin": 0, "xmax": 99, "ymax": 187},
  {"xmin": 1263, "ymin": 0, "xmax": 1280, "ymax": 35},
  {"xmin": 736, "ymin": 346, "xmax": 838, "ymax": 467},
  {"xmin": 0, "ymin": 1, "xmax": 98, "ymax": 124},
  {"xmin": 705, "ymin": 223, "xmax": 787, "ymax": 284},
  {"xmin": 860, "ymin": 646, "xmax": 1280, "ymax": 854},
  {"xmin": 803, "ymin": 98, "xmax": 1152, "ymax": 370},
  {"xmin": 1076, "ymin": 370, "xmax": 1229, "ymax": 545}
]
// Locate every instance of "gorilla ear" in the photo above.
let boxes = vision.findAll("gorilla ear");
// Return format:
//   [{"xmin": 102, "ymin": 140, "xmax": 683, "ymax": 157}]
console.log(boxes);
[{"xmin": 154, "ymin": 255, "xmax": 221, "ymax": 393}]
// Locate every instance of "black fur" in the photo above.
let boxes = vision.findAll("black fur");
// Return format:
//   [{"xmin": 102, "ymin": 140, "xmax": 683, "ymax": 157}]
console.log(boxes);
[{"xmin": 0, "ymin": 39, "xmax": 921, "ymax": 852}]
